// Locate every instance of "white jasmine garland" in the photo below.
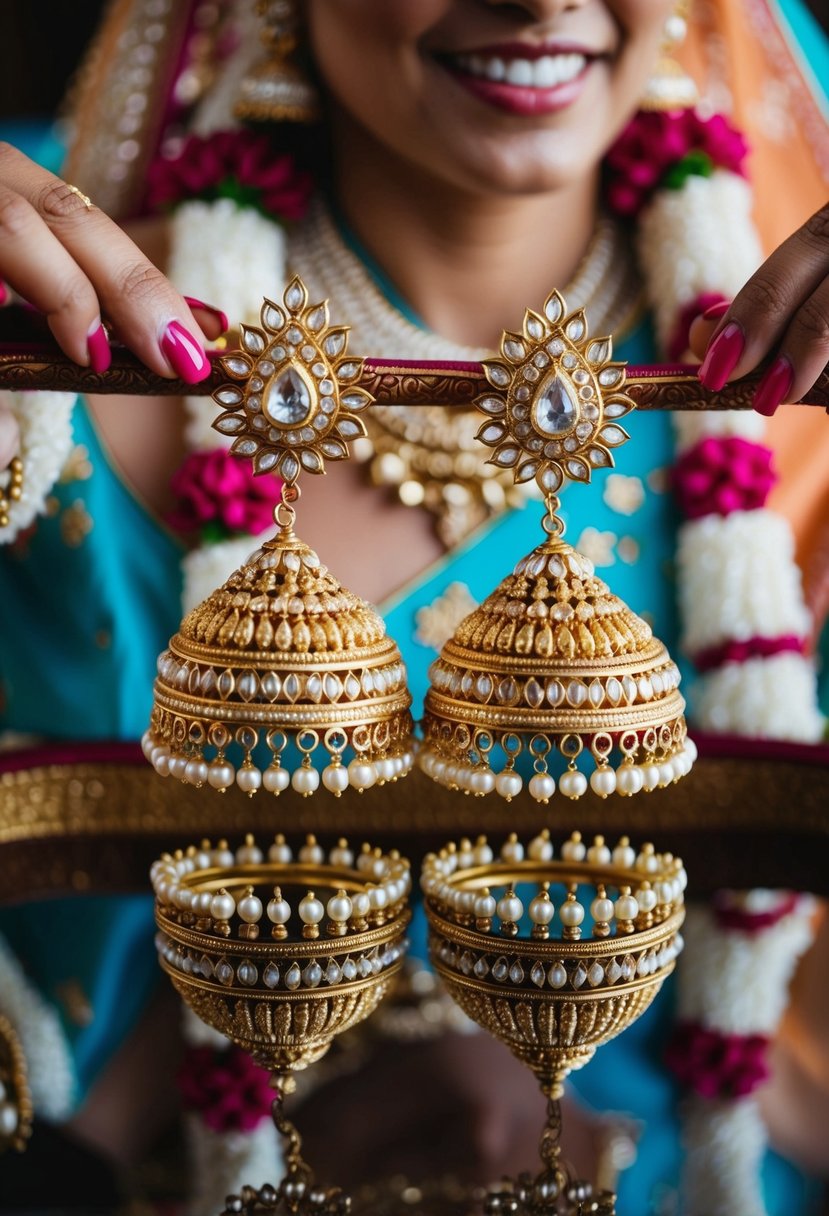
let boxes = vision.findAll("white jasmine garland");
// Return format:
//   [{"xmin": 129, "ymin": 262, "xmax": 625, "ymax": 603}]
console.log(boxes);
[
  {"xmin": 185, "ymin": 1116, "xmax": 281, "ymax": 1216},
  {"xmin": 677, "ymin": 903, "xmax": 815, "ymax": 1035},
  {"xmin": 677, "ymin": 509, "xmax": 812, "ymax": 655},
  {"xmin": 0, "ymin": 391, "xmax": 75, "ymax": 544},
  {"xmin": 693, "ymin": 652, "xmax": 825, "ymax": 741},
  {"xmin": 0, "ymin": 934, "xmax": 75, "ymax": 1120},
  {"xmin": 681, "ymin": 1099, "xmax": 767, "ymax": 1216},
  {"xmin": 182, "ymin": 536, "xmax": 264, "ymax": 614},
  {"xmin": 637, "ymin": 170, "xmax": 763, "ymax": 351}
]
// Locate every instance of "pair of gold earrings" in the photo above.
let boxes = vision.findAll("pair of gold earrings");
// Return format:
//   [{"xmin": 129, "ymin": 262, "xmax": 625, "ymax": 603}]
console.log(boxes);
[{"xmin": 143, "ymin": 277, "xmax": 694, "ymax": 806}]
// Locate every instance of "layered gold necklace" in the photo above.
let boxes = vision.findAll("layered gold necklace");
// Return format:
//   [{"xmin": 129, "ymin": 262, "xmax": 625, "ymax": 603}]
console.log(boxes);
[{"xmin": 289, "ymin": 199, "xmax": 643, "ymax": 545}]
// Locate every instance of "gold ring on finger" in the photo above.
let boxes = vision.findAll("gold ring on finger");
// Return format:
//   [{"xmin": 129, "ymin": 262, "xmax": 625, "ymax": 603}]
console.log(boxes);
[{"xmin": 64, "ymin": 183, "xmax": 94, "ymax": 210}]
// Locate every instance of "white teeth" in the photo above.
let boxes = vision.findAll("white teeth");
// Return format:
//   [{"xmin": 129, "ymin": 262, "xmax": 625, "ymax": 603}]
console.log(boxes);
[
  {"xmin": 456, "ymin": 52, "xmax": 586, "ymax": 89},
  {"xmin": 505, "ymin": 59, "xmax": 534, "ymax": 86}
]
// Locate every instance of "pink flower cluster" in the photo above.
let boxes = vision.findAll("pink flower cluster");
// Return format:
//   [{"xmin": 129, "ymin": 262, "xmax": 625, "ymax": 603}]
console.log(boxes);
[
  {"xmin": 605, "ymin": 109, "xmax": 749, "ymax": 218},
  {"xmin": 666, "ymin": 1021, "xmax": 770, "ymax": 1100},
  {"xmin": 177, "ymin": 1045, "xmax": 274, "ymax": 1133},
  {"xmin": 672, "ymin": 435, "xmax": 776, "ymax": 520},
  {"xmin": 146, "ymin": 129, "xmax": 312, "ymax": 221},
  {"xmin": 168, "ymin": 449, "xmax": 282, "ymax": 538},
  {"xmin": 693, "ymin": 633, "xmax": 806, "ymax": 673}
]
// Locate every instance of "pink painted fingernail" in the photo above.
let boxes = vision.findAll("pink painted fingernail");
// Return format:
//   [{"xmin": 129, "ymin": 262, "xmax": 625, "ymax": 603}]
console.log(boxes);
[
  {"xmin": 702, "ymin": 300, "xmax": 730, "ymax": 321},
  {"xmin": 752, "ymin": 355, "xmax": 794, "ymax": 417},
  {"xmin": 0, "ymin": 281, "xmax": 7, "ymax": 307},
  {"xmin": 698, "ymin": 322, "xmax": 745, "ymax": 391},
  {"xmin": 87, "ymin": 321, "xmax": 111, "ymax": 374},
  {"xmin": 184, "ymin": 296, "xmax": 229, "ymax": 332},
  {"xmin": 159, "ymin": 319, "xmax": 210, "ymax": 384}
]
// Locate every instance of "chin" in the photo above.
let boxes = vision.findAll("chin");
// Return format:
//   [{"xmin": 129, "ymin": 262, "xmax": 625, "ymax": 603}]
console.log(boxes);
[{"xmin": 426, "ymin": 129, "xmax": 605, "ymax": 198}]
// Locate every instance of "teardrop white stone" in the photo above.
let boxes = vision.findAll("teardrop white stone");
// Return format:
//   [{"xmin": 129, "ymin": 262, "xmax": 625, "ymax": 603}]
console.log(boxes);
[
  {"xmin": 532, "ymin": 373, "xmax": 579, "ymax": 436},
  {"xmin": 265, "ymin": 367, "xmax": 312, "ymax": 426}
]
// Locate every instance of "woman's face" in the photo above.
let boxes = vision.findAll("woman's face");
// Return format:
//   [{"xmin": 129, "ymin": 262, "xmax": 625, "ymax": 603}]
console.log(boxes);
[{"xmin": 306, "ymin": 0, "xmax": 674, "ymax": 196}]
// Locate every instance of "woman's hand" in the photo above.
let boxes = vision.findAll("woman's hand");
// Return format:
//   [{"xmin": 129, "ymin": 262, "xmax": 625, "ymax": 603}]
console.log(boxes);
[
  {"xmin": 690, "ymin": 202, "xmax": 829, "ymax": 415},
  {"xmin": 0, "ymin": 143, "xmax": 228, "ymax": 465}
]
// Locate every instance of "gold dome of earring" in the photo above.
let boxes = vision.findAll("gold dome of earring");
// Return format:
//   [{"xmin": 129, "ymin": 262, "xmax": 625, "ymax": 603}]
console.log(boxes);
[
  {"xmin": 144, "ymin": 278, "xmax": 415, "ymax": 798},
  {"xmin": 419, "ymin": 290, "xmax": 696, "ymax": 803}
]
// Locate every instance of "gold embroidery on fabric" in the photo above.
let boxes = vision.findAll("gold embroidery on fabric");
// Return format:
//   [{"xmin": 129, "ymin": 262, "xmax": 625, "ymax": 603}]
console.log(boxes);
[
  {"xmin": 59, "ymin": 445, "xmax": 93, "ymax": 484},
  {"xmin": 414, "ymin": 582, "xmax": 479, "ymax": 651},
  {"xmin": 575, "ymin": 527, "xmax": 617, "ymax": 568},
  {"xmin": 60, "ymin": 501, "xmax": 94, "ymax": 548},
  {"xmin": 603, "ymin": 473, "xmax": 646, "ymax": 516}
]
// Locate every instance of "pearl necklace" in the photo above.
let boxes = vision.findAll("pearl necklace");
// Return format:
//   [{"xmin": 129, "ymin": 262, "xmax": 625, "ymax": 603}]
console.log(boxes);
[{"xmin": 288, "ymin": 199, "xmax": 643, "ymax": 546}]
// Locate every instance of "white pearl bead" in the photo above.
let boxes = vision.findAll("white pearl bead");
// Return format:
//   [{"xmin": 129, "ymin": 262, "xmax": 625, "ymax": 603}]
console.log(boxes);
[
  {"xmin": 322, "ymin": 763, "xmax": 349, "ymax": 794},
  {"xmin": 292, "ymin": 766, "xmax": 320, "ymax": 795},
  {"xmin": 529, "ymin": 893, "xmax": 555, "ymax": 924},
  {"xmin": 169, "ymin": 755, "xmax": 188, "ymax": 781},
  {"xmin": 263, "ymin": 765, "xmax": 290, "ymax": 793},
  {"xmin": 327, "ymin": 890, "xmax": 353, "ymax": 922},
  {"xmin": 495, "ymin": 770, "xmax": 523, "ymax": 801},
  {"xmin": 587, "ymin": 839, "xmax": 611, "ymax": 865},
  {"xmin": 641, "ymin": 764, "xmax": 661, "ymax": 791},
  {"xmin": 470, "ymin": 768, "xmax": 495, "ymax": 796},
  {"xmin": 194, "ymin": 891, "xmax": 213, "ymax": 917},
  {"xmin": 210, "ymin": 890, "xmax": 235, "ymax": 921},
  {"xmin": 616, "ymin": 894, "xmax": 640, "ymax": 920},
  {"xmin": 238, "ymin": 893, "xmax": 263, "ymax": 923},
  {"xmin": 616, "ymin": 765, "xmax": 644, "ymax": 796},
  {"xmin": 528, "ymin": 832, "xmax": 553, "ymax": 861},
  {"xmin": 185, "ymin": 758, "xmax": 208, "ymax": 787},
  {"xmin": 141, "ymin": 731, "xmax": 154, "ymax": 759},
  {"xmin": 348, "ymin": 759, "xmax": 377, "ymax": 791},
  {"xmin": 657, "ymin": 761, "xmax": 675, "ymax": 786},
  {"xmin": 351, "ymin": 892, "xmax": 370, "ymax": 919},
  {"xmin": 368, "ymin": 884, "xmax": 387, "ymax": 910},
  {"xmin": 559, "ymin": 770, "xmax": 587, "ymax": 800},
  {"xmin": 374, "ymin": 757, "xmax": 397, "ymax": 782},
  {"xmin": 0, "ymin": 1101, "xmax": 18, "ymax": 1136},
  {"xmin": 474, "ymin": 893, "xmax": 496, "ymax": 919},
  {"xmin": 207, "ymin": 760, "xmax": 235, "ymax": 790},
  {"xmin": 560, "ymin": 899, "xmax": 584, "ymax": 927},
  {"xmin": 497, "ymin": 893, "xmax": 524, "ymax": 922},
  {"xmin": 500, "ymin": 836, "xmax": 524, "ymax": 863},
  {"xmin": 472, "ymin": 839, "xmax": 494, "ymax": 864},
  {"xmin": 591, "ymin": 897, "xmax": 614, "ymax": 923},
  {"xmin": 612, "ymin": 842, "xmax": 636, "ymax": 868},
  {"xmin": 236, "ymin": 766, "xmax": 262, "ymax": 794},
  {"xmin": 153, "ymin": 750, "xmax": 172, "ymax": 778},
  {"xmin": 299, "ymin": 838, "xmax": 325, "ymax": 864},
  {"xmin": 561, "ymin": 835, "xmax": 586, "ymax": 861},
  {"xmin": 237, "ymin": 839, "xmax": 263, "ymax": 864},
  {"xmin": 590, "ymin": 768, "xmax": 616, "ymax": 798},
  {"xmin": 298, "ymin": 894, "xmax": 324, "ymax": 924},
  {"xmin": 529, "ymin": 772, "xmax": 556, "ymax": 803},
  {"xmin": 267, "ymin": 895, "xmax": 291, "ymax": 924}
]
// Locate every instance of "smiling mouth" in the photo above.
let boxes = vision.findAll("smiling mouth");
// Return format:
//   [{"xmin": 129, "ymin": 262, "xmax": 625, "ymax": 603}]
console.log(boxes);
[{"xmin": 450, "ymin": 50, "xmax": 589, "ymax": 90}]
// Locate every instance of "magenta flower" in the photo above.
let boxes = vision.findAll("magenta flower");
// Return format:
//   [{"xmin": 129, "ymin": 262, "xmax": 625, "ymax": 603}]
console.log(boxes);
[
  {"xmin": 147, "ymin": 129, "xmax": 312, "ymax": 222},
  {"xmin": 605, "ymin": 109, "xmax": 749, "ymax": 218},
  {"xmin": 672, "ymin": 435, "xmax": 776, "ymax": 520},
  {"xmin": 168, "ymin": 448, "xmax": 282, "ymax": 539},
  {"xmin": 177, "ymin": 1045, "xmax": 274, "ymax": 1133},
  {"xmin": 666, "ymin": 1021, "xmax": 770, "ymax": 1100}
]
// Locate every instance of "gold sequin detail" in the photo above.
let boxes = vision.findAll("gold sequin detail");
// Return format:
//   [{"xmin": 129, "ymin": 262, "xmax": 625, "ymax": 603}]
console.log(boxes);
[{"xmin": 415, "ymin": 583, "xmax": 478, "ymax": 651}]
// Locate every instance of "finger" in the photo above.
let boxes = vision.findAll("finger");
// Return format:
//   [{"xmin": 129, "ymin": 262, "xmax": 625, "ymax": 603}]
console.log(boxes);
[
  {"xmin": 0, "ymin": 144, "xmax": 210, "ymax": 382},
  {"xmin": 0, "ymin": 407, "xmax": 20, "ymax": 466},
  {"xmin": 753, "ymin": 278, "xmax": 829, "ymax": 415},
  {"xmin": 184, "ymin": 296, "xmax": 229, "ymax": 341},
  {"xmin": 698, "ymin": 203, "xmax": 829, "ymax": 391},
  {"xmin": 0, "ymin": 182, "xmax": 104, "ymax": 368}
]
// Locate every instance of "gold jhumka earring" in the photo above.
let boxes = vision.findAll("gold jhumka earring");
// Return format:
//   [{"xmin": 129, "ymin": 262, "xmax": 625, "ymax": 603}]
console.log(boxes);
[
  {"xmin": 144, "ymin": 277, "xmax": 415, "ymax": 796},
  {"xmin": 235, "ymin": 0, "xmax": 321, "ymax": 123},
  {"xmin": 418, "ymin": 291, "xmax": 696, "ymax": 803},
  {"xmin": 152, "ymin": 834, "xmax": 412, "ymax": 1214},
  {"xmin": 640, "ymin": 1, "xmax": 698, "ymax": 111}
]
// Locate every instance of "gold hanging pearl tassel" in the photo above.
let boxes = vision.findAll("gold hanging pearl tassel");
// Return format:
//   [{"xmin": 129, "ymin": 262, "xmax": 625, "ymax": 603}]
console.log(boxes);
[
  {"xmin": 144, "ymin": 278, "xmax": 415, "ymax": 798},
  {"xmin": 419, "ymin": 290, "xmax": 696, "ymax": 804}
]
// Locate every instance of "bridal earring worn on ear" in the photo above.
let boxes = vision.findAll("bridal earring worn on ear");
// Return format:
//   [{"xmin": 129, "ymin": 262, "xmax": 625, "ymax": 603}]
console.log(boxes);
[
  {"xmin": 640, "ymin": 3, "xmax": 698, "ymax": 111},
  {"xmin": 235, "ymin": 0, "xmax": 321, "ymax": 123}
]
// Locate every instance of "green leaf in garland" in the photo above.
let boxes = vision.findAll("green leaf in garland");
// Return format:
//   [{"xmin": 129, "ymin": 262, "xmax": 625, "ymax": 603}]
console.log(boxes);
[
  {"xmin": 661, "ymin": 150, "xmax": 714, "ymax": 192},
  {"xmin": 199, "ymin": 520, "xmax": 231, "ymax": 546}
]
